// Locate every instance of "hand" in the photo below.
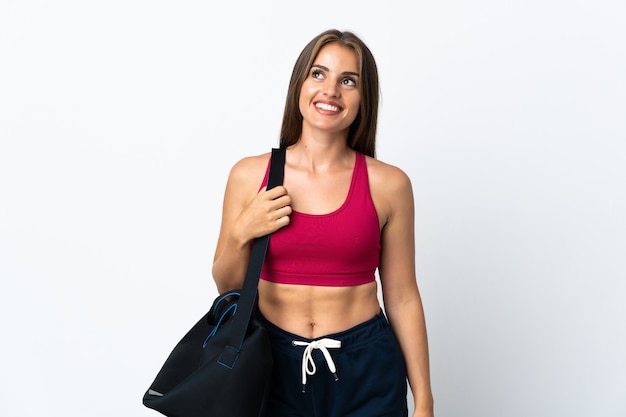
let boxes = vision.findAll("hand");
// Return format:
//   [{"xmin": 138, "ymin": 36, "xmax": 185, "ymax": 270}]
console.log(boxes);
[
  {"xmin": 413, "ymin": 409, "xmax": 434, "ymax": 417},
  {"xmin": 412, "ymin": 395, "xmax": 434, "ymax": 417},
  {"xmin": 231, "ymin": 185, "xmax": 292, "ymax": 245}
]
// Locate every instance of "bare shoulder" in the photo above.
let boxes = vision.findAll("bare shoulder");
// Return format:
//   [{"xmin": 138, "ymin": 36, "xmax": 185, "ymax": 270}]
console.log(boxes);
[
  {"xmin": 364, "ymin": 156, "xmax": 414, "ymax": 226},
  {"xmin": 365, "ymin": 156, "xmax": 413, "ymax": 195},
  {"xmin": 227, "ymin": 152, "xmax": 272, "ymax": 188},
  {"xmin": 222, "ymin": 152, "xmax": 273, "ymax": 208}
]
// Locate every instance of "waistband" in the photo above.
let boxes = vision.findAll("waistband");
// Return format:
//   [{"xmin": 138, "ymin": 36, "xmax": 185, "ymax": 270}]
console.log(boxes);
[{"xmin": 259, "ymin": 309, "xmax": 390, "ymax": 359}]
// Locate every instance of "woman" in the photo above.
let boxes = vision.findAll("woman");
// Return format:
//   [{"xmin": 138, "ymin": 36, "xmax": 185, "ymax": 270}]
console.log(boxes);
[{"xmin": 212, "ymin": 29, "xmax": 434, "ymax": 417}]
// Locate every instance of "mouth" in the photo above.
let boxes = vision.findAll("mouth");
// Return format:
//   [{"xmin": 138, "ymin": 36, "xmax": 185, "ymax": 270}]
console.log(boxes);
[{"xmin": 315, "ymin": 102, "xmax": 342, "ymax": 113}]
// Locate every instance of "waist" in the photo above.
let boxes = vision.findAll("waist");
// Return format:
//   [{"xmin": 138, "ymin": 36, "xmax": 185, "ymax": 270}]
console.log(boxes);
[
  {"xmin": 258, "ymin": 309, "xmax": 390, "ymax": 357},
  {"xmin": 258, "ymin": 280, "xmax": 380, "ymax": 338}
]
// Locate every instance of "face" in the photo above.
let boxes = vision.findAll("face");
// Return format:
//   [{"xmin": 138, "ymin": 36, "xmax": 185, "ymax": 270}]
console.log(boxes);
[{"xmin": 298, "ymin": 42, "xmax": 361, "ymax": 138}]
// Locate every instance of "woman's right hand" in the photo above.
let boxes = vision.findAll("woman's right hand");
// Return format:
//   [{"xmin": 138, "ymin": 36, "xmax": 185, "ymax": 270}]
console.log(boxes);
[
  {"xmin": 230, "ymin": 185, "xmax": 292, "ymax": 247},
  {"xmin": 212, "ymin": 154, "xmax": 289, "ymax": 293}
]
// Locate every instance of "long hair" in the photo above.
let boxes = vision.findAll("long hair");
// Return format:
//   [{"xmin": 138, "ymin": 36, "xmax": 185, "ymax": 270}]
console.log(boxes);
[{"xmin": 279, "ymin": 29, "xmax": 380, "ymax": 158}]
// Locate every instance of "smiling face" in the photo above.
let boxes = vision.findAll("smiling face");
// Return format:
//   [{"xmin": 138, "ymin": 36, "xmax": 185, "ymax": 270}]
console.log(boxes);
[{"xmin": 298, "ymin": 42, "xmax": 361, "ymax": 139}]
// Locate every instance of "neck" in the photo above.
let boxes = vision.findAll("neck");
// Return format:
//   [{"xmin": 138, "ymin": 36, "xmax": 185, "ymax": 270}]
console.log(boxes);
[{"xmin": 287, "ymin": 140, "xmax": 354, "ymax": 173}]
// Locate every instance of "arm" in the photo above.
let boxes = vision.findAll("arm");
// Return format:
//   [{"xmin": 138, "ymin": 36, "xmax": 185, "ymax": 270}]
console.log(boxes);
[
  {"xmin": 375, "ymin": 164, "xmax": 434, "ymax": 417},
  {"xmin": 212, "ymin": 154, "xmax": 291, "ymax": 293}
]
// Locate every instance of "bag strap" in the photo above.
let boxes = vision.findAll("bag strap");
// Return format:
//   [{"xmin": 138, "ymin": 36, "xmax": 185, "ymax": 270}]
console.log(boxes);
[{"xmin": 217, "ymin": 147, "xmax": 285, "ymax": 368}]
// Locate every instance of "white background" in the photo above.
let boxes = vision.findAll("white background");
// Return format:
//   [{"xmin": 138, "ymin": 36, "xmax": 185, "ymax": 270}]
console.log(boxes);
[{"xmin": 1, "ymin": 1, "xmax": 625, "ymax": 416}]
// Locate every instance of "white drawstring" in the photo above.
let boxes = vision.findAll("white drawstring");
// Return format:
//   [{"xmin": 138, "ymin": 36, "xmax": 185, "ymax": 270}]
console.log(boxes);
[{"xmin": 292, "ymin": 338, "xmax": 341, "ymax": 392}]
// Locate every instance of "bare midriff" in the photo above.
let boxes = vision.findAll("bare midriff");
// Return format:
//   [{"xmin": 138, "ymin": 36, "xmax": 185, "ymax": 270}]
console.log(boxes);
[{"xmin": 258, "ymin": 280, "xmax": 381, "ymax": 339}]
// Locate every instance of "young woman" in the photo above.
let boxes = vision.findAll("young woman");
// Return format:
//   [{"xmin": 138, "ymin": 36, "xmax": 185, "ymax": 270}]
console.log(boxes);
[{"xmin": 212, "ymin": 29, "xmax": 434, "ymax": 417}]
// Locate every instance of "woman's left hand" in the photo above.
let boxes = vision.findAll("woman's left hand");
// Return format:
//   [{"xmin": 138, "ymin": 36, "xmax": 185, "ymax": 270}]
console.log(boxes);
[{"xmin": 413, "ymin": 408, "xmax": 434, "ymax": 417}]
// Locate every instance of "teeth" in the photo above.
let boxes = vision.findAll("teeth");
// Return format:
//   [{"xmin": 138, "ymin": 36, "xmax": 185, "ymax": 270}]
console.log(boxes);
[{"xmin": 316, "ymin": 103, "xmax": 339, "ymax": 112}]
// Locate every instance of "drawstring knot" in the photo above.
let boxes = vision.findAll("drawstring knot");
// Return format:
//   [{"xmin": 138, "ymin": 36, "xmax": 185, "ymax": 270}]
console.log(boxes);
[{"xmin": 292, "ymin": 338, "xmax": 341, "ymax": 393}]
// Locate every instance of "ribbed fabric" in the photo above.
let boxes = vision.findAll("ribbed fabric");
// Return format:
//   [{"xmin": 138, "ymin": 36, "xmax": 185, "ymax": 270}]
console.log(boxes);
[{"xmin": 260, "ymin": 152, "xmax": 380, "ymax": 287}]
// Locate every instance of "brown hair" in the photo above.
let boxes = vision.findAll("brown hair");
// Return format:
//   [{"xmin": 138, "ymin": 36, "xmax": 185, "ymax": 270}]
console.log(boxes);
[{"xmin": 279, "ymin": 29, "xmax": 380, "ymax": 158}]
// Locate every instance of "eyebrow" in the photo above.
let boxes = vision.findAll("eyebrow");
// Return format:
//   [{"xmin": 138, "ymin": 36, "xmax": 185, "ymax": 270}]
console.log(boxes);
[{"xmin": 311, "ymin": 64, "xmax": 360, "ymax": 78}]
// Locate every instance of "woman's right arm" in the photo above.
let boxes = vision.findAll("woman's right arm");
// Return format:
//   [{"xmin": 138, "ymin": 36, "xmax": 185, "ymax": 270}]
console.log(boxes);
[{"xmin": 212, "ymin": 155, "xmax": 291, "ymax": 293}]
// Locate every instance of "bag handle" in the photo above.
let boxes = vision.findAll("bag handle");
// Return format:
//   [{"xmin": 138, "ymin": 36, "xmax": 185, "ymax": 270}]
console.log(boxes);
[{"xmin": 217, "ymin": 147, "xmax": 285, "ymax": 368}]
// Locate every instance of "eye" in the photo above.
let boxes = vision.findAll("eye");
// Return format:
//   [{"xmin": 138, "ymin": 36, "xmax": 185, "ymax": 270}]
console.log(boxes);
[
  {"xmin": 311, "ymin": 69, "xmax": 324, "ymax": 79},
  {"xmin": 341, "ymin": 77, "xmax": 357, "ymax": 87}
]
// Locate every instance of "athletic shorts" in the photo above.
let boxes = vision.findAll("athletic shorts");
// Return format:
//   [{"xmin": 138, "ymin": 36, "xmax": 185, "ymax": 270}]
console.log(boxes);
[{"xmin": 259, "ymin": 310, "xmax": 408, "ymax": 417}]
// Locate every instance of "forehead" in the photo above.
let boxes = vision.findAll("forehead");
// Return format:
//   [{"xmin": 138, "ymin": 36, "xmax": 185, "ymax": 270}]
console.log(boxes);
[{"xmin": 313, "ymin": 42, "xmax": 359, "ymax": 72}]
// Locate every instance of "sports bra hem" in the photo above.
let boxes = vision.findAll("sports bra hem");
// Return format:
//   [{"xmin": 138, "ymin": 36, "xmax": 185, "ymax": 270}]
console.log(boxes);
[{"xmin": 260, "ymin": 271, "xmax": 375, "ymax": 287}]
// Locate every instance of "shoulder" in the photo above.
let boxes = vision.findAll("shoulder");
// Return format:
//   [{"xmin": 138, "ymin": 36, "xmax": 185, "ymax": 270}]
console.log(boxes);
[
  {"xmin": 223, "ymin": 152, "xmax": 272, "ymax": 205},
  {"xmin": 364, "ymin": 155, "xmax": 414, "ymax": 225},
  {"xmin": 227, "ymin": 152, "xmax": 272, "ymax": 186},
  {"xmin": 364, "ymin": 155, "xmax": 413, "ymax": 195}
]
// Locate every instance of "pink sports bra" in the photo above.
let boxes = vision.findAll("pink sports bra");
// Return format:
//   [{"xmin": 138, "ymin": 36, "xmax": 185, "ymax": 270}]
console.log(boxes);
[{"xmin": 260, "ymin": 152, "xmax": 381, "ymax": 287}]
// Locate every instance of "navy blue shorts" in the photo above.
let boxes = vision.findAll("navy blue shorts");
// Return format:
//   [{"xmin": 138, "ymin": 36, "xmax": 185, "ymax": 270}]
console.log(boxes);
[{"xmin": 260, "ymin": 310, "xmax": 408, "ymax": 417}]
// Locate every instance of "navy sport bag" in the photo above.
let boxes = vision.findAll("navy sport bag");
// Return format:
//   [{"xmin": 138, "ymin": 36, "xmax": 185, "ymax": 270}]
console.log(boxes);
[{"xmin": 143, "ymin": 147, "xmax": 285, "ymax": 417}]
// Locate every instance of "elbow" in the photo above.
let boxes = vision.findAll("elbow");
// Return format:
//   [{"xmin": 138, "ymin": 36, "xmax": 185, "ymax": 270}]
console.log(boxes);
[
  {"xmin": 211, "ymin": 262, "xmax": 241, "ymax": 294},
  {"xmin": 211, "ymin": 263, "xmax": 226, "ymax": 294}
]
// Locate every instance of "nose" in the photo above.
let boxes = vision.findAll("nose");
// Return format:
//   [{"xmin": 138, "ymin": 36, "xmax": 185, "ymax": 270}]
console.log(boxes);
[{"xmin": 323, "ymin": 79, "xmax": 340, "ymax": 98}]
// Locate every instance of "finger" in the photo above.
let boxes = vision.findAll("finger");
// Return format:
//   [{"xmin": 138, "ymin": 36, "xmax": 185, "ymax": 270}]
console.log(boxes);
[
  {"xmin": 274, "ymin": 205, "xmax": 292, "ymax": 219},
  {"xmin": 264, "ymin": 185, "xmax": 288, "ymax": 199},
  {"xmin": 273, "ymin": 213, "xmax": 290, "ymax": 229},
  {"xmin": 269, "ymin": 195, "xmax": 292, "ymax": 211}
]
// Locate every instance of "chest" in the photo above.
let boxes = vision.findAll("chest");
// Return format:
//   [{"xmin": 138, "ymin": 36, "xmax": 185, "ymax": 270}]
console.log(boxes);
[{"xmin": 283, "ymin": 166, "xmax": 354, "ymax": 215}]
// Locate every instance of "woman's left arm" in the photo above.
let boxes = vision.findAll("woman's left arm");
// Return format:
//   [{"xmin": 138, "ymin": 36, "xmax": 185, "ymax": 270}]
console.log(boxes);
[{"xmin": 374, "ymin": 162, "xmax": 434, "ymax": 417}]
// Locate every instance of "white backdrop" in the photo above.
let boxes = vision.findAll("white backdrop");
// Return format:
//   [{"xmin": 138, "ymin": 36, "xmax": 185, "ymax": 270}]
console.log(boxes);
[{"xmin": 1, "ymin": 1, "xmax": 625, "ymax": 416}]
